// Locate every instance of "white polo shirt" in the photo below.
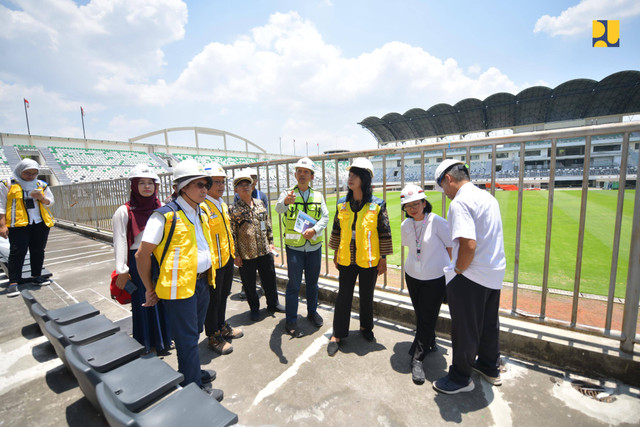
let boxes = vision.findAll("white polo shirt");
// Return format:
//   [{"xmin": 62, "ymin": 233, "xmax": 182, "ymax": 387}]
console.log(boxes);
[
  {"xmin": 401, "ymin": 213, "xmax": 452, "ymax": 281},
  {"xmin": 142, "ymin": 196, "xmax": 212, "ymax": 273},
  {"xmin": 446, "ymin": 182, "xmax": 506, "ymax": 289}
]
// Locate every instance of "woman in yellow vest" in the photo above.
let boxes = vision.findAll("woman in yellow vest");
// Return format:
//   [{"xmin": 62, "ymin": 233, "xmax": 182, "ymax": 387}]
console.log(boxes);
[
  {"xmin": 0, "ymin": 159, "xmax": 55, "ymax": 297},
  {"xmin": 327, "ymin": 158, "xmax": 393, "ymax": 356}
]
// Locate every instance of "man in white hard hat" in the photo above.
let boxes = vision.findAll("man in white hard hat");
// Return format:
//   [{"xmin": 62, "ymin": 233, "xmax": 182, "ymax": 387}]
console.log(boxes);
[
  {"xmin": 202, "ymin": 163, "xmax": 243, "ymax": 355},
  {"xmin": 135, "ymin": 159, "xmax": 223, "ymax": 401},
  {"xmin": 431, "ymin": 159, "xmax": 506, "ymax": 395},
  {"xmin": 275, "ymin": 157, "xmax": 329, "ymax": 337},
  {"xmin": 230, "ymin": 171, "xmax": 285, "ymax": 321}
]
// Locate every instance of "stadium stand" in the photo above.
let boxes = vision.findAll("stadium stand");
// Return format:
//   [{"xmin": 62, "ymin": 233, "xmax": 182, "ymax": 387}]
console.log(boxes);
[{"xmin": 360, "ymin": 70, "xmax": 640, "ymax": 145}]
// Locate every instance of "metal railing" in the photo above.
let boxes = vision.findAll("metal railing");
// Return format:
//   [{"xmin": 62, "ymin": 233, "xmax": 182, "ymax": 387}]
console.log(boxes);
[{"xmin": 49, "ymin": 122, "xmax": 640, "ymax": 354}]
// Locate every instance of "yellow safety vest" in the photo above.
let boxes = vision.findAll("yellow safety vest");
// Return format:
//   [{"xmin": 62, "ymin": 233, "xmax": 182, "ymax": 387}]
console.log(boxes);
[
  {"xmin": 282, "ymin": 186, "xmax": 323, "ymax": 247},
  {"xmin": 2, "ymin": 179, "xmax": 54, "ymax": 228},
  {"xmin": 203, "ymin": 198, "xmax": 235, "ymax": 269},
  {"xmin": 152, "ymin": 202, "xmax": 216, "ymax": 300},
  {"xmin": 336, "ymin": 196, "xmax": 383, "ymax": 268}
]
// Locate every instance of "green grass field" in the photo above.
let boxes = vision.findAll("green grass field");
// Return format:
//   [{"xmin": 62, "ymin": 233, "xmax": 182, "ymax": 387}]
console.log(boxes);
[{"xmin": 270, "ymin": 189, "xmax": 634, "ymax": 298}]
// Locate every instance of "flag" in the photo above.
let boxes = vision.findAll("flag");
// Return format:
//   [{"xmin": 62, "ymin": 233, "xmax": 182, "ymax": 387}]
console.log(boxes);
[
  {"xmin": 81, "ymin": 106, "xmax": 85, "ymax": 116},
  {"xmin": 24, "ymin": 98, "xmax": 29, "ymax": 108}
]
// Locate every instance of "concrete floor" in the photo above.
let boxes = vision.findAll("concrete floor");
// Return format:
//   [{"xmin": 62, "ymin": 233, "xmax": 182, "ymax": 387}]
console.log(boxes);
[{"xmin": 1, "ymin": 227, "xmax": 640, "ymax": 426}]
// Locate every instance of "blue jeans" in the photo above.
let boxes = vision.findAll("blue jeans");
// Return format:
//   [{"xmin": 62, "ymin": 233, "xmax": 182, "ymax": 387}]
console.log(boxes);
[
  {"xmin": 285, "ymin": 247, "xmax": 321, "ymax": 324},
  {"xmin": 162, "ymin": 277, "xmax": 209, "ymax": 387}
]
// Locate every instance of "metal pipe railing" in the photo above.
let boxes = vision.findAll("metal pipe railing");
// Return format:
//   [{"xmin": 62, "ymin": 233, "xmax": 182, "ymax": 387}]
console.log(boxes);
[{"xmin": 48, "ymin": 122, "xmax": 640, "ymax": 354}]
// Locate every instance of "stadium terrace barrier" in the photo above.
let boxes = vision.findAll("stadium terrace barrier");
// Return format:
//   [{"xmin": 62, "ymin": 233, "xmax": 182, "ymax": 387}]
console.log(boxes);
[{"xmin": 49, "ymin": 122, "xmax": 640, "ymax": 354}]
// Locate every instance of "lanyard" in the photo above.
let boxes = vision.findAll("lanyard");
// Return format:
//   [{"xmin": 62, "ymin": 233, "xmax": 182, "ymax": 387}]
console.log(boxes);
[{"xmin": 413, "ymin": 215, "xmax": 428, "ymax": 260}]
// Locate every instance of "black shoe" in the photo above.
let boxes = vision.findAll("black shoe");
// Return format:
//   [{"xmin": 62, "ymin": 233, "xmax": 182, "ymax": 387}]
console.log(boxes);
[
  {"xmin": 239, "ymin": 290, "xmax": 247, "ymax": 300},
  {"xmin": 284, "ymin": 322, "xmax": 304, "ymax": 338},
  {"xmin": 428, "ymin": 343, "xmax": 438, "ymax": 353},
  {"xmin": 361, "ymin": 329, "xmax": 375, "ymax": 342},
  {"xmin": 250, "ymin": 310, "xmax": 260, "ymax": 321},
  {"xmin": 32, "ymin": 276, "xmax": 51, "ymax": 286},
  {"xmin": 201, "ymin": 385, "xmax": 224, "ymax": 402},
  {"xmin": 327, "ymin": 340, "xmax": 339, "ymax": 357},
  {"xmin": 267, "ymin": 303, "xmax": 285, "ymax": 313},
  {"xmin": 307, "ymin": 311, "xmax": 323, "ymax": 327},
  {"xmin": 201, "ymin": 369, "xmax": 216, "ymax": 384},
  {"xmin": 411, "ymin": 359, "xmax": 426, "ymax": 385}
]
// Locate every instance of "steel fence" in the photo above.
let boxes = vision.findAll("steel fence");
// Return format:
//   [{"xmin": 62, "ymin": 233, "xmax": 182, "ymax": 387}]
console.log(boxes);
[{"xmin": 49, "ymin": 121, "xmax": 640, "ymax": 354}]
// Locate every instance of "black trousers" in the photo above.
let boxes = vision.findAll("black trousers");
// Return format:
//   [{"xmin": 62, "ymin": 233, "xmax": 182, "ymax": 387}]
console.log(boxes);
[
  {"xmin": 8, "ymin": 221, "xmax": 50, "ymax": 283},
  {"xmin": 405, "ymin": 274, "xmax": 446, "ymax": 361},
  {"xmin": 238, "ymin": 254, "xmax": 280, "ymax": 313},
  {"xmin": 446, "ymin": 274, "xmax": 501, "ymax": 385},
  {"xmin": 333, "ymin": 264, "xmax": 378, "ymax": 339},
  {"xmin": 204, "ymin": 258, "xmax": 235, "ymax": 336}
]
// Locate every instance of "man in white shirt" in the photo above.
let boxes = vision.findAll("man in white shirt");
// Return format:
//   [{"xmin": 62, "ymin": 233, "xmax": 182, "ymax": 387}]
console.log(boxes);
[
  {"xmin": 432, "ymin": 159, "xmax": 506, "ymax": 395},
  {"xmin": 135, "ymin": 160, "xmax": 223, "ymax": 401}
]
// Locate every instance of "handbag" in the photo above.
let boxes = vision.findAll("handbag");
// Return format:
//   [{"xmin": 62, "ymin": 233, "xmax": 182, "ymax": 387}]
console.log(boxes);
[{"xmin": 110, "ymin": 269, "xmax": 132, "ymax": 304}]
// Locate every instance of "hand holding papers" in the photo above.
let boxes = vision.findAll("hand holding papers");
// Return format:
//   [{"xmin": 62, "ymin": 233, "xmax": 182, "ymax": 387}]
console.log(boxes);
[{"xmin": 294, "ymin": 210, "xmax": 317, "ymax": 234}]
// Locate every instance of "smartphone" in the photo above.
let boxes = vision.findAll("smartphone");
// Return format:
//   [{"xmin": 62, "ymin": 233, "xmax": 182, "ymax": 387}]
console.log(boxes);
[{"xmin": 124, "ymin": 280, "xmax": 137, "ymax": 294}]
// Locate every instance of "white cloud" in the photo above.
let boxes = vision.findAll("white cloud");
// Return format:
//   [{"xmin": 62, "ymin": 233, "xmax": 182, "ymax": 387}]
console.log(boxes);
[
  {"xmin": 0, "ymin": 0, "xmax": 187, "ymax": 92},
  {"xmin": 0, "ymin": 6, "xmax": 525, "ymax": 152},
  {"xmin": 533, "ymin": 0, "xmax": 640, "ymax": 37}
]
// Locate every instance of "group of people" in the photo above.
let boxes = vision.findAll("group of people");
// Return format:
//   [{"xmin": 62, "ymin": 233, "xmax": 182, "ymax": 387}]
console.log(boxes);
[{"xmin": 2, "ymin": 154, "xmax": 506, "ymax": 400}]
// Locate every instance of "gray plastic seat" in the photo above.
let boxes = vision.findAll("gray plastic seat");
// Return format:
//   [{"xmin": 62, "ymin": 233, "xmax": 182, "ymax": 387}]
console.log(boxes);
[
  {"xmin": 44, "ymin": 315, "xmax": 119, "ymax": 367},
  {"xmin": 66, "ymin": 345, "xmax": 183, "ymax": 413},
  {"xmin": 30, "ymin": 301, "xmax": 99, "ymax": 336},
  {"xmin": 96, "ymin": 382, "xmax": 238, "ymax": 427},
  {"xmin": 20, "ymin": 289, "xmax": 37, "ymax": 309},
  {"xmin": 75, "ymin": 331, "xmax": 144, "ymax": 373}
]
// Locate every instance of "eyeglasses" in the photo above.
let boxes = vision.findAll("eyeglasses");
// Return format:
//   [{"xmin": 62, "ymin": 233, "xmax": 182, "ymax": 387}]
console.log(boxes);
[
  {"xmin": 235, "ymin": 181, "xmax": 251, "ymax": 188},
  {"xmin": 22, "ymin": 171, "xmax": 39, "ymax": 177},
  {"xmin": 404, "ymin": 201, "xmax": 424, "ymax": 210},
  {"xmin": 211, "ymin": 180, "xmax": 226, "ymax": 186},
  {"xmin": 192, "ymin": 182, "xmax": 211, "ymax": 190}
]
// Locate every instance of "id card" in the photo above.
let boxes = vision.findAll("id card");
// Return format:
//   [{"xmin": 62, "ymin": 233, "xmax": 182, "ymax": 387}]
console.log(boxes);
[{"xmin": 260, "ymin": 220, "xmax": 266, "ymax": 231}]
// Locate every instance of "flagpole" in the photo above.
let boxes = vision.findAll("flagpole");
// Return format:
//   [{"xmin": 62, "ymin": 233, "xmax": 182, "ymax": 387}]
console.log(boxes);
[
  {"xmin": 80, "ymin": 107, "xmax": 86, "ymax": 139},
  {"xmin": 306, "ymin": 141, "xmax": 308, "ymax": 156},
  {"xmin": 23, "ymin": 99, "xmax": 31, "ymax": 136},
  {"xmin": 293, "ymin": 139, "xmax": 296, "ymax": 156},
  {"xmin": 279, "ymin": 136, "xmax": 282, "ymax": 155}
]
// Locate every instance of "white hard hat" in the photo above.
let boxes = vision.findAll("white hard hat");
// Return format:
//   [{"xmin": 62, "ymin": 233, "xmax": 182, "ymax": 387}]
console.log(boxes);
[
  {"xmin": 434, "ymin": 159, "xmax": 465, "ymax": 190},
  {"xmin": 245, "ymin": 167, "xmax": 258, "ymax": 177},
  {"xmin": 204, "ymin": 162, "xmax": 226, "ymax": 178},
  {"xmin": 400, "ymin": 184, "xmax": 426, "ymax": 205},
  {"xmin": 129, "ymin": 164, "xmax": 160, "ymax": 183},
  {"xmin": 294, "ymin": 157, "xmax": 315, "ymax": 173},
  {"xmin": 233, "ymin": 171, "xmax": 254, "ymax": 187},
  {"xmin": 347, "ymin": 157, "xmax": 374, "ymax": 178},
  {"xmin": 172, "ymin": 159, "xmax": 212, "ymax": 191}
]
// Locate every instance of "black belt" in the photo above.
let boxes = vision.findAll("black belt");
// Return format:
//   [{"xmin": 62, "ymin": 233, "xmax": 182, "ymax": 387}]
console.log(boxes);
[{"xmin": 196, "ymin": 269, "xmax": 210, "ymax": 280}]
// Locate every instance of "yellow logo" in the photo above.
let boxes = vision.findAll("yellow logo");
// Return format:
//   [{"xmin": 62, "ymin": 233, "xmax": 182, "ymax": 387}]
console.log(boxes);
[{"xmin": 593, "ymin": 20, "xmax": 620, "ymax": 47}]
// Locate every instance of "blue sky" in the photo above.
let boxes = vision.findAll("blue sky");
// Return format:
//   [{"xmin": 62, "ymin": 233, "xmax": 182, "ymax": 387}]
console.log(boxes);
[{"xmin": 1, "ymin": 0, "xmax": 639, "ymax": 155}]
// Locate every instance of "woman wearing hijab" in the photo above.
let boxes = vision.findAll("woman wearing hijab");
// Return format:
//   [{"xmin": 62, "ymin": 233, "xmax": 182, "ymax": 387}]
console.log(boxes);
[
  {"xmin": 327, "ymin": 157, "xmax": 393, "ymax": 356},
  {"xmin": 400, "ymin": 183, "xmax": 452, "ymax": 385},
  {"xmin": 0, "ymin": 159, "xmax": 55, "ymax": 297},
  {"xmin": 112, "ymin": 164, "xmax": 171, "ymax": 354}
]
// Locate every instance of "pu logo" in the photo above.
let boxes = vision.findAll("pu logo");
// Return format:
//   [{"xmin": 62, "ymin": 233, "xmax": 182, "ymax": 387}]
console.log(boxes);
[{"xmin": 593, "ymin": 20, "xmax": 619, "ymax": 47}]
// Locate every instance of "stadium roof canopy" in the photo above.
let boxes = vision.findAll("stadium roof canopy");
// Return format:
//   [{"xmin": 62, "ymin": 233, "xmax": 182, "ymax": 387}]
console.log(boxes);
[{"xmin": 359, "ymin": 70, "xmax": 640, "ymax": 145}]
